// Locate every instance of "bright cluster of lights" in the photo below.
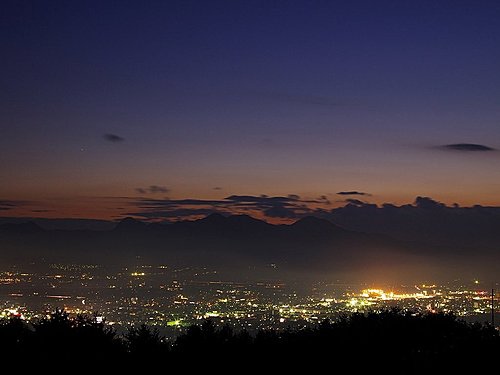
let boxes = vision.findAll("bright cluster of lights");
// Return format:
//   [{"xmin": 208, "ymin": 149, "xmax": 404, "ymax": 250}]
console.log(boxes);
[
  {"xmin": 360, "ymin": 288, "xmax": 433, "ymax": 301},
  {"xmin": 131, "ymin": 272, "xmax": 145, "ymax": 277},
  {"xmin": 0, "ymin": 308, "xmax": 25, "ymax": 320}
]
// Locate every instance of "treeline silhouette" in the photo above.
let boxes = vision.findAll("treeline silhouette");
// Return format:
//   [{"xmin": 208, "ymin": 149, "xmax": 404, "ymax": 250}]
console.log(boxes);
[{"xmin": 0, "ymin": 309, "xmax": 497, "ymax": 371}]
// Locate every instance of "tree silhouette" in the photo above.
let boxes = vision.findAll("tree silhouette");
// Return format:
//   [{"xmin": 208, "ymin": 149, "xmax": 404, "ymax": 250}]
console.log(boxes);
[
  {"xmin": 126, "ymin": 323, "xmax": 169, "ymax": 360},
  {"xmin": 0, "ymin": 309, "xmax": 497, "ymax": 371}
]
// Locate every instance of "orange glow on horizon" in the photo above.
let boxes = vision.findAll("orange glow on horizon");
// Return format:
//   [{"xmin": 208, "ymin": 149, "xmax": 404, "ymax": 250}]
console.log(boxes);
[{"xmin": 2, "ymin": 192, "xmax": 500, "ymax": 222}]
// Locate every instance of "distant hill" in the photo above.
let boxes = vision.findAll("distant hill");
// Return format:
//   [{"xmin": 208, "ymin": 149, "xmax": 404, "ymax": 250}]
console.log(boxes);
[
  {"xmin": 0, "ymin": 221, "xmax": 43, "ymax": 234},
  {"xmin": 0, "ymin": 217, "xmax": 115, "ymax": 231},
  {"xmin": 0, "ymin": 213, "xmax": 498, "ymax": 282}
]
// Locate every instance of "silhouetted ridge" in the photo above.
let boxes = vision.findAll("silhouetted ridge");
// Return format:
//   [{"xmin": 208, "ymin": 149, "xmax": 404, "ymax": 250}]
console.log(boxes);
[
  {"xmin": 0, "ymin": 221, "xmax": 43, "ymax": 234},
  {"xmin": 291, "ymin": 216, "xmax": 345, "ymax": 233},
  {"xmin": 186, "ymin": 214, "xmax": 273, "ymax": 237},
  {"xmin": 195, "ymin": 213, "xmax": 227, "ymax": 225},
  {"xmin": 113, "ymin": 217, "xmax": 148, "ymax": 231},
  {"xmin": 227, "ymin": 214, "xmax": 265, "ymax": 225},
  {"xmin": 1, "ymin": 212, "xmax": 498, "ymax": 279},
  {"xmin": 226, "ymin": 214, "xmax": 272, "ymax": 230}
]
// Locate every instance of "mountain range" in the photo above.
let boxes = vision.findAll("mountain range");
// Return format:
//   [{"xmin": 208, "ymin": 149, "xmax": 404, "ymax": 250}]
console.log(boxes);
[{"xmin": 1, "ymin": 212, "xmax": 498, "ymax": 282}]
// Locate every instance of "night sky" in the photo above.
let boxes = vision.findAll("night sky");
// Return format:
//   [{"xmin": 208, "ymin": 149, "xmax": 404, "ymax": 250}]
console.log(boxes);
[{"xmin": 2, "ymin": 1, "xmax": 500, "ymax": 221}]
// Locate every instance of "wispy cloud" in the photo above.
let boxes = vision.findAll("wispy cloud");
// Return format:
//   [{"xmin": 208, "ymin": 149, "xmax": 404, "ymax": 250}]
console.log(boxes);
[
  {"xmin": 103, "ymin": 133, "xmax": 125, "ymax": 143},
  {"xmin": 337, "ymin": 191, "xmax": 371, "ymax": 196},
  {"xmin": 0, "ymin": 200, "xmax": 30, "ymax": 211},
  {"xmin": 135, "ymin": 185, "xmax": 169, "ymax": 195},
  {"xmin": 439, "ymin": 143, "xmax": 495, "ymax": 152},
  {"xmin": 128, "ymin": 194, "xmax": 330, "ymax": 220}
]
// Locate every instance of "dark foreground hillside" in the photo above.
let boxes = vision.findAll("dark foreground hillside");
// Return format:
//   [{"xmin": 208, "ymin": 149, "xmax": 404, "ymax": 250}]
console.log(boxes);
[{"xmin": 0, "ymin": 310, "xmax": 497, "ymax": 372}]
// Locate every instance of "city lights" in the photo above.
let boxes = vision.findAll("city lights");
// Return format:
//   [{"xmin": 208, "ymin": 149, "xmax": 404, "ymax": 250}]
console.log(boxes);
[{"xmin": 0, "ymin": 265, "xmax": 497, "ymax": 338}]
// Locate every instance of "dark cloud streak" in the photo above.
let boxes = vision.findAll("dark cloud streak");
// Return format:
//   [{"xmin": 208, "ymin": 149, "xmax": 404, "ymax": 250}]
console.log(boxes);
[
  {"xmin": 0, "ymin": 200, "xmax": 31, "ymax": 211},
  {"xmin": 439, "ymin": 143, "xmax": 495, "ymax": 152},
  {"xmin": 104, "ymin": 133, "xmax": 125, "ymax": 143},
  {"xmin": 128, "ymin": 194, "xmax": 328, "ymax": 220},
  {"xmin": 135, "ymin": 185, "xmax": 169, "ymax": 195},
  {"xmin": 337, "ymin": 191, "xmax": 371, "ymax": 196}
]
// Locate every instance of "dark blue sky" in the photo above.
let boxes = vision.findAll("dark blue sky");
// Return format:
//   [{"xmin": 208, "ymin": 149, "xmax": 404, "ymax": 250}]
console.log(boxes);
[{"xmin": 2, "ymin": 1, "xmax": 500, "ymax": 220}]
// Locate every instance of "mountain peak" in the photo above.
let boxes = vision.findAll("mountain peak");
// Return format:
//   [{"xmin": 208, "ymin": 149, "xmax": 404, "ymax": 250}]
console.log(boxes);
[
  {"xmin": 227, "ymin": 214, "xmax": 267, "ymax": 225},
  {"xmin": 197, "ymin": 213, "xmax": 227, "ymax": 224},
  {"xmin": 114, "ymin": 217, "xmax": 147, "ymax": 231},
  {"xmin": 292, "ymin": 216, "xmax": 344, "ymax": 232}
]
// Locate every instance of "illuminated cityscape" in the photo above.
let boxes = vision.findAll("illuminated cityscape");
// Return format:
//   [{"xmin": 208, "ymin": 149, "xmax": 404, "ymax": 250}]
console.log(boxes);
[
  {"xmin": 1, "ymin": 263, "xmax": 497, "ymax": 337},
  {"xmin": 2, "ymin": 1, "xmax": 500, "ymax": 369}
]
